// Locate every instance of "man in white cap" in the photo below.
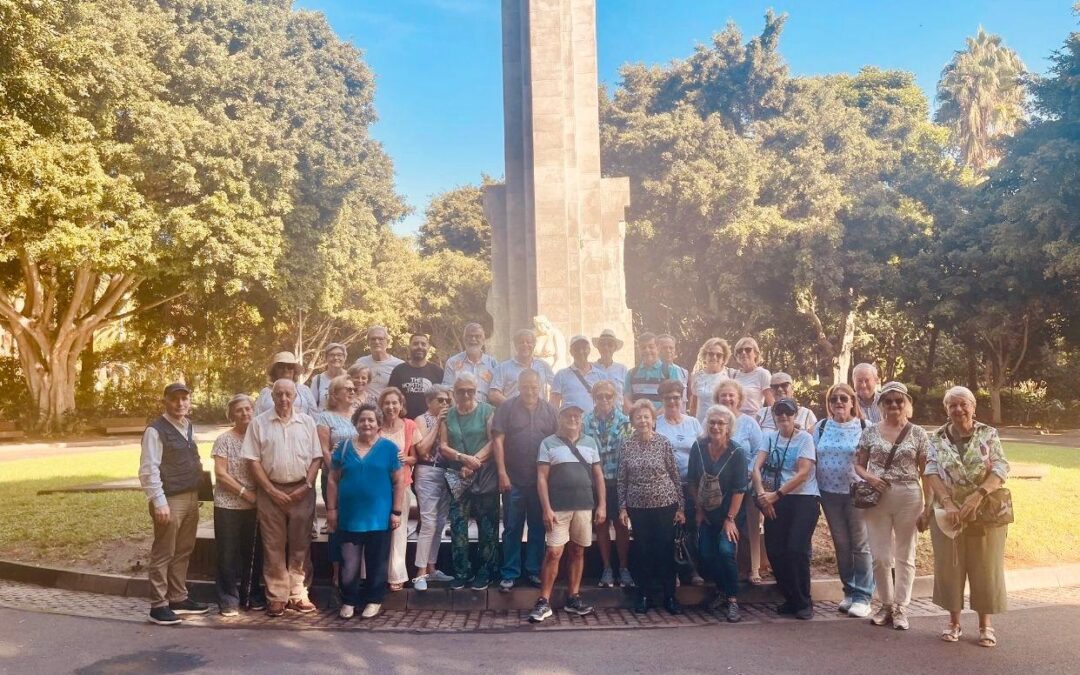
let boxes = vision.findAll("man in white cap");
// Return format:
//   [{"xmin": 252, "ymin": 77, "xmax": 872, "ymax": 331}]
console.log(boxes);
[
  {"xmin": 528, "ymin": 401, "xmax": 606, "ymax": 623},
  {"xmin": 489, "ymin": 328, "xmax": 554, "ymax": 406},
  {"xmin": 354, "ymin": 325, "xmax": 404, "ymax": 397},
  {"xmin": 139, "ymin": 382, "xmax": 209, "ymax": 625},
  {"xmin": 756, "ymin": 372, "xmax": 817, "ymax": 430},
  {"xmin": 592, "ymin": 329, "xmax": 628, "ymax": 402},
  {"xmin": 551, "ymin": 335, "xmax": 608, "ymax": 415}
]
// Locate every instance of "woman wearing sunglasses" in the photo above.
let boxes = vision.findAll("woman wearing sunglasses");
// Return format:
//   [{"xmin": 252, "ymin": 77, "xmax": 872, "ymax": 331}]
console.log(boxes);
[
  {"xmin": 411, "ymin": 385, "xmax": 457, "ymax": 590},
  {"xmin": 854, "ymin": 381, "xmax": 931, "ymax": 630},
  {"xmin": 813, "ymin": 383, "xmax": 873, "ymax": 619},
  {"xmin": 731, "ymin": 337, "xmax": 773, "ymax": 416},
  {"xmin": 689, "ymin": 338, "xmax": 734, "ymax": 424},
  {"xmin": 315, "ymin": 376, "xmax": 360, "ymax": 606}
]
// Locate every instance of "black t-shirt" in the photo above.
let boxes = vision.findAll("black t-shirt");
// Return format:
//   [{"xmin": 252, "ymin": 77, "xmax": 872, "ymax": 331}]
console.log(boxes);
[
  {"xmin": 387, "ymin": 362, "xmax": 444, "ymax": 420},
  {"xmin": 686, "ymin": 438, "xmax": 749, "ymax": 526}
]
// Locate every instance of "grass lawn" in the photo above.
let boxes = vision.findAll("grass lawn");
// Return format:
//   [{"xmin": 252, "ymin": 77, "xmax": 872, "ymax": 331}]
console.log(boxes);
[{"xmin": 0, "ymin": 442, "xmax": 1076, "ymax": 577}]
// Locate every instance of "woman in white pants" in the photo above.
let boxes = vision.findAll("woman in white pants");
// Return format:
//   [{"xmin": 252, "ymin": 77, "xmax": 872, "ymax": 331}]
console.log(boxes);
[
  {"xmin": 854, "ymin": 381, "xmax": 931, "ymax": 631},
  {"xmin": 410, "ymin": 385, "xmax": 455, "ymax": 590},
  {"xmin": 378, "ymin": 388, "xmax": 420, "ymax": 592}
]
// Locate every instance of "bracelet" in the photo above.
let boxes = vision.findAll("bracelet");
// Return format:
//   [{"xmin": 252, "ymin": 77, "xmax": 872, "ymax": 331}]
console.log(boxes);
[
  {"xmin": 391, "ymin": 510, "xmax": 402, "ymax": 517},
  {"xmin": 725, "ymin": 514, "xmax": 736, "ymax": 522},
  {"xmin": 238, "ymin": 486, "xmax": 246, "ymax": 498}
]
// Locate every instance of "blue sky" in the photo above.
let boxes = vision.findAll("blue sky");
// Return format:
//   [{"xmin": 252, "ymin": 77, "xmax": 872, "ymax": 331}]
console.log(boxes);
[{"xmin": 295, "ymin": 0, "xmax": 1076, "ymax": 233}]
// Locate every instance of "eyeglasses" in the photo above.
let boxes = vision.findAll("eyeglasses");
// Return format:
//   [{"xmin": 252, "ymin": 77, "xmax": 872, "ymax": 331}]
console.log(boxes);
[
  {"xmin": 455, "ymin": 389, "xmax": 477, "ymax": 396},
  {"xmin": 707, "ymin": 420, "xmax": 730, "ymax": 427},
  {"xmin": 770, "ymin": 383, "xmax": 791, "ymax": 390},
  {"xmin": 736, "ymin": 347, "xmax": 754, "ymax": 354},
  {"xmin": 828, "ymin": 395, "xmax": 850, "ymax": 403},
  {"xmin": 593, "ymin": 394, "xmax": 614, "ymax": 401},
  {"xmin": 881, "ymin": 396, "xmax": 905, "ymax": 407}
]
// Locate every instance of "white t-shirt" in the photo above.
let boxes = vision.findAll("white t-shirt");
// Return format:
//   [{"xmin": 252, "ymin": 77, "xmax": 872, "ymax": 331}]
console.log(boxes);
[
  {"xmin": 655, "ymin": 414, "xmax": 704, "ymax": 482},
  {"xmin": 354, "ymin": 354, "xmax": 404, "ymax": 397},
  {"xmin": 734, "ymin": 367, "xmax": 771, "ymax": 416},
  {"xmin": 691, "ymin": 369, "xmax": 734, "ymax": 422}
]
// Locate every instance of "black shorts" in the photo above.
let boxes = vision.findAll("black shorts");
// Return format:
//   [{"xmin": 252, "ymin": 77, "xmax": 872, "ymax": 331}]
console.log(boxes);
[{"xmin": 604, "ymin": 482, "xmax": 620, "ymax": 523}]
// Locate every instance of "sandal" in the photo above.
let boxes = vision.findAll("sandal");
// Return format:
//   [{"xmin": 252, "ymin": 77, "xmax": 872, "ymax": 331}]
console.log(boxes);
[
  {"xmin": 978, "ymin": 627, "xmax": 997, "ymax": 648},
  {"xmin": 941, "ymin": 623, "xmax": 962, "ymax": 642},
  {"xmin": 748, "ymin": 576, "xmax": 764, "ymax": 586},
  {"xmin": 388, "ymin": 582, "xmax": 404, "ymax": 592}
]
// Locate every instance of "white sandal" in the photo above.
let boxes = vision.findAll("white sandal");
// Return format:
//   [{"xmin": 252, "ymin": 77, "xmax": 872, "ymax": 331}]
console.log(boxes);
[
  {"xmin": 941, "ymin": 623, "xmax": 962, "ymax": 642},
  {"xmin": 978, "ymin": 626, "xmax": 997, "ymax": 647}
]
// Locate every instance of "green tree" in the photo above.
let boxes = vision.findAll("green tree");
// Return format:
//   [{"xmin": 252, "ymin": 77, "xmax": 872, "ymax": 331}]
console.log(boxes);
[
  {"xmin": 935, "ymin": 27, "xmax": 1027, "ymax": 173},
  {"xmin": 416, "ymin": 179, "xmax": 493, "ymax": 263}
]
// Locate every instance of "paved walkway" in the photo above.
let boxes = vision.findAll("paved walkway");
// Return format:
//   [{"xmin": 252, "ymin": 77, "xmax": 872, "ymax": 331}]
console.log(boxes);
[{"xmin": 1, "ymin": 579, "xmax": 1076, "ymax": 634}]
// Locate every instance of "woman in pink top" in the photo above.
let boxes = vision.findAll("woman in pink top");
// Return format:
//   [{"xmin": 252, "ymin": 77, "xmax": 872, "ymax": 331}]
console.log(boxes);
[{"xmin": 379, "ymin": 387, "xmax": 421, "ymax": 591}]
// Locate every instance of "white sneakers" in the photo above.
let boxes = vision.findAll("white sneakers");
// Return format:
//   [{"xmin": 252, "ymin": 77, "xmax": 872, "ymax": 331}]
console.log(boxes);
[
  {"xmin": 361, "ymin": 603, "xmax": 381, "ymax": 619},
  {"xmin": 339, "ymin": 604, "xmax": 355, "ymax": 619},
  {"xmin": 847, "ymin": 599, "xmax": 872, "ymax": 618},
  {"xmin": 412, "ymin": 575, "xmax": 428, "ymax": 591}
]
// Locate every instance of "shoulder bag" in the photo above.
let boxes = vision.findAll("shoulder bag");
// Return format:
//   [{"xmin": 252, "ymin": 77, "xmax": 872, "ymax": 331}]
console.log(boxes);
[{"xmin": 850, "ymin": 423, "xmax": 910, "ymax": 509}]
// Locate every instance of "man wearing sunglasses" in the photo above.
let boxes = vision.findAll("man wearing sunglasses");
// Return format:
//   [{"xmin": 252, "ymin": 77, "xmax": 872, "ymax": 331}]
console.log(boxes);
[{"xmin": 756, "ymin": 372, "xmax": 817, "ymax": 431}]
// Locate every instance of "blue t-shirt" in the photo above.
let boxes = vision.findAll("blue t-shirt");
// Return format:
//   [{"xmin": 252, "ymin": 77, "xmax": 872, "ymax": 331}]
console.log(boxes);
[
  {"xmin": 331, "ymin": 437, "xmax": 402, "ymax": 533},
  {"xmin": 758, "ymin": 429, "xmax": 819, "ymax": 496}
]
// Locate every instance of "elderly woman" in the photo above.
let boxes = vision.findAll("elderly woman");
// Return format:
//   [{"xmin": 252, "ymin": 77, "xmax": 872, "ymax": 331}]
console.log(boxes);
[
  {"xmin": 689, "ymin": 404, "xmax": 748, "ymax": 623},
  {"xmin": 327, "ymin": 404, "xmax": 404, "ymax": 620},
  {"xmin": 315, "ymin": 376, "xmax": 358, "ymax": 599},
  {"xmin": 256, "ymin": 352, "xmax": 317, "ymax": 414},
  {"xmin": 583, "ymin": 379, "xmax": 633, "ymax": 589},
  {"xmin": 348, "ymin": 364, "xmax": 379, "ymax": 411},
  {"xmin": 752, "ymin": 398, "xmax": 820, "ymax": 620},
  {"xmin": 689, "ymin": 338, "xmax": 733, "ymax": 423},
  {"xmin": 378, "ymin": 387, "xmax": 420, "ymax": 591},
  {"xmin": 813, "ymin": 383, "xmax": 873, "ymax": 619},
  {"xmin": 411, "ymin": 385, "xmax": 456, "ymax": 590},
  {"xmin": 212, "ymin": 394, "xmax": 265, "ymax": 615},
  {"xmin": 854, "ymin": 381, "xmax": 931, "ymax": 631},
  {"xmin": 618, "ymin": 400, "xmax": 686, "ymax": 615},
  {"xmin": 655, "ymin": 379, "xmax": 704, "ymax": 585},
  {"xmin": 923, "ymin": 386, "xmax": 1010, "ymax": 647},
  {"xmin": 731, "ymin": 337, "xmax": 773, "ymax": 416},
  {"xmin": 714, "ymin": 379, "xmax": 767, "ymax": 584},
  {"xmin": 310, "ymin": 343, "xmax": 349, "ymax": 411},
  {"xmin": 439, "ymin": 372, "xmax": 499, "ymax": 590}
]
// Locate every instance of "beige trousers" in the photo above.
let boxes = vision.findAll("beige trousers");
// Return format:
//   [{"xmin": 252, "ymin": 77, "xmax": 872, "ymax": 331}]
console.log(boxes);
[
  {"xmin": 148, "ymin": 490, "xmax": 200, "ymax": 608},
  {"xmin": 864, "ymin": 482, "xmax": 923, "ymax": 608},
  {"xmin": 258, "ymin": 483, "xmax": 316, "ymax": 603}
]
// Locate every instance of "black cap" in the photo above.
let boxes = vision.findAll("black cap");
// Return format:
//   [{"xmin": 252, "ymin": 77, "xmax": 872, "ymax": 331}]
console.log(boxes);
[
  {"xmin": 163, "ymin": 382, "xmax": 191, "ymax": 398},
  {"xmin": 772, "ymin": 398, "xmax": 798, "ymax": 416}
]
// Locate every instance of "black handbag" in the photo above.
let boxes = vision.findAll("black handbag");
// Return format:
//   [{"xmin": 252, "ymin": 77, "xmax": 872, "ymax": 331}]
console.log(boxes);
[
  {"xmin": 196, "ymin": 469, "xmax": 215, "ymax": 502},
  {"xmin": 468, "ymin": 462, "xmax": 500, "ymax": 495},
  {"xmin": 851, "ymin": 423, "xmax": 911, "ymax": 509},
  {"xmin": 673, "ymin": 522, "xmax": 695, "ymax": 578}
]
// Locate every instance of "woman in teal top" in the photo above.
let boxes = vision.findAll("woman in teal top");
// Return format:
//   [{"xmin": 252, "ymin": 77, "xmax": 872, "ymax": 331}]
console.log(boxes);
[{"xmin": 327, "ymin": 404, "xmax": 404, "ymax": 620}]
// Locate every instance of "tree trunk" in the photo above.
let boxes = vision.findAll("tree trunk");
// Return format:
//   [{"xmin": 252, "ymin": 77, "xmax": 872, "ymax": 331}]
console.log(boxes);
[
  {"xmin": 920, "ymin": 325, "xmax": 939, "ymax": 392},
  {"xmin": 835, "ymin": 307, "xmax": 856, "ymax": 386}
]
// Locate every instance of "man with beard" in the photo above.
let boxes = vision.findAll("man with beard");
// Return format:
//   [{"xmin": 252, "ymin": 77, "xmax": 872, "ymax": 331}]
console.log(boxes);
[{"xmin": 388, "ymin": 333, "xmax": 444, "ymax": 420}]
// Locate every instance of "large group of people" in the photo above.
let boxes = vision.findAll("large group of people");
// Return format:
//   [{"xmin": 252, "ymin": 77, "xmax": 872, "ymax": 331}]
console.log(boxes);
[{"xmin": 138, "ymin": 324, "xmax": 1011, "ymax": 646}]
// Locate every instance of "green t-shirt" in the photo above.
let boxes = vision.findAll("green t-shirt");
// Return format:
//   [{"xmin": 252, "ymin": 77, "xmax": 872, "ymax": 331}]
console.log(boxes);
[{"xmin": 446, "ymin": 402, "xmax": 494, "ymax": 470}]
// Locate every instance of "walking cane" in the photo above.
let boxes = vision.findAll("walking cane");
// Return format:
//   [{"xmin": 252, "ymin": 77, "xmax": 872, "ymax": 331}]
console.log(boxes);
[{"xmin": 243, "ymin": 518, "xmax": 259, "ymax": 610}]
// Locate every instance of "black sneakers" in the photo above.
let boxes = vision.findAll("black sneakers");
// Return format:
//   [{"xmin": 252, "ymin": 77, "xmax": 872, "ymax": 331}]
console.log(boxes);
[
  {"xmin": 148, "ymin": 606, "xmax": 182, "ymax": 625},
  {"xmin": 563, "ymin": 594, "xmax": 594, "ymax": 617},
  {"xmin": 169, "ymin": 598, "xmax": 210, "ymax": 615},
  {"xmin": 528, "ymin": 598, "xmax": 553, "ymax": 623}
]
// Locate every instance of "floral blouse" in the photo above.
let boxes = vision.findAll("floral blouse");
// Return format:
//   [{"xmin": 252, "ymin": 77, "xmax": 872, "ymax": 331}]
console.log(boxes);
[
  {"xmin": 212, "ymin": 431, "xmax": 255, "ymax": 510},
  {"xmin": 925, "ymin": 422, "xmax": 1010, "ymax": 504},
  {"xmin": 617, "ymin": 432, "xmax": 683, "ymax": 510},
  {"xmin": 856, "ymin": 423, "xmax": 931, "ymax": 484}
]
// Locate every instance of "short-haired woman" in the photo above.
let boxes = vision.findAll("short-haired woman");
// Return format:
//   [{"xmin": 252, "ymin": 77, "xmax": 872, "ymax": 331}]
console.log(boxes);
[
  {"xmin": 212, "ymin": 394, "xmax": 265, "ymax": 615},
  {"xmin": 689, "ymin": 404, "xmax": 748, "ymax": 623},
  {"xmin": 854, "ymin": 381, "xmax": 930, "ymax": 630},
  {"xmin": 752, "ymin": 398, "xmax": 820, "ymax": 620},
  {"xmin": 923, "ymin": 386, "xmax": 1010, "ymax": 647},
  {"xmin": 731, "ymin": 337, "xmax": 772, "ymax": 416},
  {"xmin": 618, "ymin": 400, "xmax": 686, "ymax": 615},
  {"xmin": 814, "ymin": 383, "xmax": 874, "ymax": 618},
  {"xmin": 411, "ymin": 385, "xmax": 456, "ymax": 590},
  {"xmin": 655, "ymin": 378, "xmax": 704, "ymax": 585},
  {"xmin": 714, "ymin": 379, "xmax": 768, "ymax": 585},
  {"xmin": 378, "ymin": 387, "xmax": 420, "ymax": 592},
  {"xmin": 327, "ymin": 404, "xmax": 405, "ymax": 620},
  {"xmin": 347, "ymin": 364, "xmax": 379, "ymax": 411},
  {"xmin": 689, "ymin": 338, "xmax": 733, "ymax": 423}
]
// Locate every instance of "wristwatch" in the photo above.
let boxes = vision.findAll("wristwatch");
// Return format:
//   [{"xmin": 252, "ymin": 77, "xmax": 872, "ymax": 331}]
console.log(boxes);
[{"xmin": 238, "ymin": 487, "xmax": 246, "ymax": 498}]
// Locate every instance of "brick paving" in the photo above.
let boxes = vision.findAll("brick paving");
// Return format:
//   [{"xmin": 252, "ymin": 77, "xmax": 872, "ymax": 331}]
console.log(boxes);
[{"xmin": 1, "ymin": 579, "xmax": 1076, "ymax": 634}]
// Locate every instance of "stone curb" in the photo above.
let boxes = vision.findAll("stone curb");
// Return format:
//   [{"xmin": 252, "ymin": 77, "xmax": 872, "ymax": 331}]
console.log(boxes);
[{"xmin": 4, "ymin": 558, "xmax": 1079, "ymax": 610}]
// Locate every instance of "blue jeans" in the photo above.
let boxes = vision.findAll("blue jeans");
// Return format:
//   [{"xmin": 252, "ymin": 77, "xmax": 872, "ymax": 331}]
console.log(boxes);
[
  {"xmin": 500, "ymin": 485, "xmax": 544, "ymax": 580},
  {"xmin": 820, "ymin": 491, "xmax": 874, "ymax": 602},
  {"xmin": 697, "ymin": 518, "xmax": 739, "ymax": 599}
]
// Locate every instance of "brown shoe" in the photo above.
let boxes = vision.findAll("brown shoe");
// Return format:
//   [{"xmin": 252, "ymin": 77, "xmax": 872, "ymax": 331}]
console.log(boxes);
[
  {"xmin": 266, "ymin": 601, "xmax": 286, "ymax": 617},
  {"xmin": 287, "ymin": 597, "xmax": 317, "ymax": 614}
]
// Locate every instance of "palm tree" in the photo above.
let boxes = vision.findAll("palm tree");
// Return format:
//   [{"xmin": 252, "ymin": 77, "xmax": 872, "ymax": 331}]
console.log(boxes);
[{"xmin": 935, "ymin": 27, "xmax": 1026, "ymax": 173}]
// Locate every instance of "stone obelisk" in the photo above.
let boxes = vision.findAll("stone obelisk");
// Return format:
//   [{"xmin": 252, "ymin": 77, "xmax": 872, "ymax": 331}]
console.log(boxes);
[{"xmin": 485, "ymin": 0, "xmax": 635, "ymax": 364}]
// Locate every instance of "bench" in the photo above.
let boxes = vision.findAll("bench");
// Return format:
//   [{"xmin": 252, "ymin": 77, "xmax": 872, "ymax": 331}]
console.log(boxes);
[
  {"xmin": 0, "ymin": 420, "xmax": 24, "ymax": 440},
  {"xmin": 97, "ymin": 417, "xmax": 149, "ymax": 435}
]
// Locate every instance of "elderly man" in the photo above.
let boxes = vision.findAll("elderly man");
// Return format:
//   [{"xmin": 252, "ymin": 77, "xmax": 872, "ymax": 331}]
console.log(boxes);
[
  {"xmin": 852, "ymin": 363, "xmax": 882, "ymax": 424},
  {"xmin": 139, "ymin": 383, "xmax": 209, "ymax": 625},
  {"xmin": 624, "ymin": 332, "xmax": 676, "ymax": 411},
  {"xmin": 243, "ymin": 379, "xmax": 322, "ymax": 617},
  {"xmin": 658, "ymin": 334, "xmax": 690, "ymax": 412},
  {"xmin": 442, "ymin": 322, "xmax": 498, "ymax": 403},
  {"xmin": 309, "ymin": 342, "xmax": 349, "ymax": 411},
  {"xmin": 490, "ymin": 328, "xmax": 554, "ymax": 406},
  {"xmin": 388, "ymin": 333, "xmax": 444, "ymax": 420},
  {"xmin": 494, "ymin": 369, "xmax": 559, "ymax": 591},
  {"xmin": 757, "ymin": 372, "xmax": 817, "ymax": 430},
  {"xmin": 354, "ymin": 326, "xmax": 404, "ymax": 397},
  {"xmin": 528, "ymin": 402, "xmax": 606, "ymax": 623},
  {"xmin": 592, "ymin": 329, "xmax": 629, "ymax": 402},
  {"xmin": 551, "ymin": 335, "xmax": 608, "ymax": 415}
]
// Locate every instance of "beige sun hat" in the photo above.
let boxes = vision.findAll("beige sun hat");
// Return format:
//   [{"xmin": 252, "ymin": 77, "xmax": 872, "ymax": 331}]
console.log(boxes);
[
  {"xmin": 592, "ymin": 328, "xmax": 625, "ymax": 351},
  {"xmin": 267, "ymin": 351, "xmax": 300, "ymax": 378}
]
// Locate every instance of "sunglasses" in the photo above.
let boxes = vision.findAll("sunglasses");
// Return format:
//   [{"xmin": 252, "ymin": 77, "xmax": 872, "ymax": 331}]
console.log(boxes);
[
  {"xmin": 705, "ymin": 351, "xmax": 726, "ymax": 358},
  {"xmin": 736, "ymin": 347, "xmax": 754, "ymax": 354},
  {"xmin": 771, "ymin": 383, "xmax": 791, "ymax": 390},
  {"xmin": 828, "ymin": 395, "xmax": 850, "ymax": 404},
  {"xmin": 881, "ymin": 396, "xmax": 906, "ymax": 407},
  {"xmin": 341, "ymin": 387, "xmax": 357, "ymax": 393},
  {"xmin": 435, "ymin": 397, "xmax": 451, "ymax": 404},
  {"xmin": 774, "ymin": 410, "xmax": 795, "ymax": 418}
]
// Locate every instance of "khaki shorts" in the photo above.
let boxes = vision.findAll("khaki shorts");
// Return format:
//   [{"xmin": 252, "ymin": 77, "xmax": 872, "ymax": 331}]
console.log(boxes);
[{"xmin": 547, "ymin": 510, "xmax": 593, "ymax": 548}]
